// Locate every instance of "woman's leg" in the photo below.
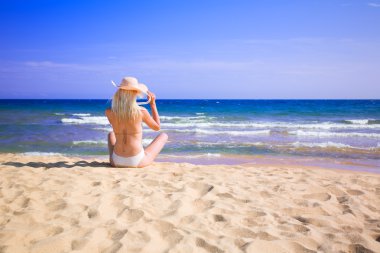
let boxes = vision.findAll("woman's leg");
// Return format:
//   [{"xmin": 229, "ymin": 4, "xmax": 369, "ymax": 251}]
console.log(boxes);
[
  {"xmin": 108, "ymin": 131, "xmax": 116, "ymax": 166},
  {"xmin": 138, "ymin": 132, "xmax": 168, "ymax": 167}
]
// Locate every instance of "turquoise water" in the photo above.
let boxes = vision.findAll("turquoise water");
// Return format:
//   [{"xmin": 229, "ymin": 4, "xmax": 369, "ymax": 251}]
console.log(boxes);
[{"xmin": 0, "ymin": 99, "xmax": 379, "ymax": 164}]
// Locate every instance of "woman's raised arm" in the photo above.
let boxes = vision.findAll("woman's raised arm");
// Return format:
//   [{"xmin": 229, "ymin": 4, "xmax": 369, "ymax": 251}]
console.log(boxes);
[{"xmin": 141, "ymin": 91, "xmax": 160, "ymax": 131}]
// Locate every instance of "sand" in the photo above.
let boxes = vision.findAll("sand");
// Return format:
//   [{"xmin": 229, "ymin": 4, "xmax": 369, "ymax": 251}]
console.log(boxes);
[{"xmin": 0, "ymin": 153, "xmax": 380, "ymax": 253}]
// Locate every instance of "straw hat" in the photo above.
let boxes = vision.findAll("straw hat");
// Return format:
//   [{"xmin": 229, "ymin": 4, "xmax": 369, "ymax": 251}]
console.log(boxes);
[{"xmin": 112, "ymin": 77, "xmax": 148, "ymax": 95}]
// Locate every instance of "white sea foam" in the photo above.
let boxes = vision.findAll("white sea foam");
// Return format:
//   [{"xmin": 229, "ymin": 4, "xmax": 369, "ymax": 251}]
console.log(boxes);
[
  {"xmin": 195, "ymin": 112, "xmax": 205, "ymax": 115},
  {"xmin": 161, "ymin": 121, "xmax": 380, "ymax": 130},
  {"xmin": 54, "ymin": 113, "xmax": 65, "ymax": 116},
  {"xmin": 292, "ymin": 141, "xmax": 353, "ymax": 149},
  {"xmin": 72, "ymin": 113, "xmax": 91, "ymax": 117},
  {"xmin": 72, "ymin": 140, "xmax": 107, "ymax": 145},
  {"xmin": 22, "ymin": 152, "xmax": 64, "ymax": 156},
  {"xmin": 61, "ymin": 116, "xmax": 109, "ymax": 125},
  {"xmin": 164, "ymin": 153, "xmax": 222, "ymax": 159},
  {"xmin": 160, "ymin": 115, "xmax": 209, "ymax": 120},
  {"xmin": 173, "ymin": 129, "xmax": 271, "ymax": 136},
  {"xmin": 344, "ymin": 119, "xmax": 374, "ymax": 125},
  {"xmin": 290, "ymin": 130, "xmax": 380, "ymax": 139},
  {"xmin": 60, "ymin": 114, "xmax": 380, "ymax": 132},
  {"xmin": 197, "ymin": 140, "xmax": 378, "ymax": 151},
  {"xmin": 195, "ymin": 141, "xmax": 266, "ymax": 147}
]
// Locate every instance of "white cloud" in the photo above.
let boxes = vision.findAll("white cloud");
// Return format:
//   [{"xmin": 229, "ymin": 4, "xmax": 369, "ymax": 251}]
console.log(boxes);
[
  {"xmin": 368, "ymin": 2, "xmax": 380, "ymax": 7},
  {"xmin": 24, "ymin": 61, "xmax": 80, "ymax": 68}
]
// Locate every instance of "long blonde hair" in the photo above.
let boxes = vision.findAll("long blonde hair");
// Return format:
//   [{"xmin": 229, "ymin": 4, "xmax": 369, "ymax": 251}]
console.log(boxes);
[{"xmin": 111, "ymin": 89, "xmax": 141, "ymax": 121}]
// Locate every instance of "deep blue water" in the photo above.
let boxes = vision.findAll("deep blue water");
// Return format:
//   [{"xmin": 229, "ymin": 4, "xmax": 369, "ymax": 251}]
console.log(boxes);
[{"xmin": 0, "ymin": 99, "xmax": 379, "ymax": 162}]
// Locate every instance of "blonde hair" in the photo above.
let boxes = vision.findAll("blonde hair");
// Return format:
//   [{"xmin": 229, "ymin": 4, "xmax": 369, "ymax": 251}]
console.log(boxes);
[{"xmin": 112, "ymin": 89, "xmax": 141, "ymax": 121}]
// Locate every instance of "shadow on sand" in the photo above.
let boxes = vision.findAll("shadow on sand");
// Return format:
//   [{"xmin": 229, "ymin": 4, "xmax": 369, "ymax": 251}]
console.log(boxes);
[{"xmin": 2, "ymin": 160, "xmax": 110, "ymax": 169}]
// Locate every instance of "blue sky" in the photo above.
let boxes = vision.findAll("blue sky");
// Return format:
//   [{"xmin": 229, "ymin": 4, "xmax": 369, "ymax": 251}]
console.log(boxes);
[{"xmin": 0, "ymin": 0, "xmax": 379, "ymax": 99}]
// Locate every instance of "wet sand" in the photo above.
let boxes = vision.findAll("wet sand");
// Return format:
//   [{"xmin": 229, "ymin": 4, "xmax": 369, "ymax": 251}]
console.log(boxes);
[{"xmin": 0, "ymin": 153, "xmax": 380, "ymax": 253}]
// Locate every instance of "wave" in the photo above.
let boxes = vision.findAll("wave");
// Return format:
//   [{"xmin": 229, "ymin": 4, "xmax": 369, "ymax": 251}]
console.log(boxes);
[
  {"xmin": 60, "ymin": 114, "xmax": 380, "ymax": 133},
  {"xmin": 195, "ymin": 141, "xmax": 266, "ymax": 147},
  {"xmin": 72, "ymin": 113, "xmax": 91, "ymax": 117},
  {"xmin": 22, "ymin": 152, "xmax": 64, "ymax": 156},
  {"xmin": 292, "ymin": 141, "xmax": 353, "ymax": 149},
  {"xmin": 343, "ymin": 119, "xmax": 380, "ymax": 125},
  {"xmin": 290, "ymin": 130, "xmax": 380, "ymax": 139},
  {"xmin": 173, "ymin": 129, "xmax": 271, "ymax": 136},
  {"xmin": 163, "ymin": 153, "xmax": 222, "ymax": 159},
  {"xmin": 192, "ymin": 140, "xmax": 379, "ymax": 151},
  {"xmin": 160, "ymin": 115, "xmax": 210, "ymax": 120},
  {"xmin": 61, "ymin": 116, "xmax": 109, "ymax": 125},
  {"xmin": 72, "ymin": 140, "xmax": 107, "ymax": 145},
  {"xmin": 54, "ymin": 113, "xmax": 65, "ymax": 116},
  {"xmin": 161, "ymin": 121, "xmax": 380, "ymax": 130}
]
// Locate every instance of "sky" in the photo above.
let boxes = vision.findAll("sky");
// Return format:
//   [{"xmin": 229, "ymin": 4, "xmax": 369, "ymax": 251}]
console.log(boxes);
[{"xmin": 0, "ymin": 0, "xmax": 379, "ymax": 99}]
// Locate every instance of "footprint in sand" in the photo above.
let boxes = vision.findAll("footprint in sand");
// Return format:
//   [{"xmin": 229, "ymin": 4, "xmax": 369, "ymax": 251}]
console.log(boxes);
[
  {"xmin": 71, "ymin": 239, "xmax": 88, "ymax": 251},
  {"xmin": 216, "ymin": 192, "xmax": 233, "ymax": 198},
  {"xmin": 87, "ymin": 208, "xmax": 98, "ymax": 219},
  {"xmin": 348, "ymin": 244, "xmax": 375, "ymax": 253},
  {"xmin": 123, "ymin": 230, "xmax": 151, "ymax": 251},
  {"xmin": 143, "ymin": 179, "xmax": 160, "ymax": 187},
  {"xmin": 292, "ymin": 224, "xmax": 310, "ymax": 234},
  {"xmin": 256, "ymin": 231, "xmax": 278, "ymax": 241},
  {"xmin": 162, "ymin": 199, "xmax": 182, "ymax": 217},
  {"xmin": 46, "ymin": 199, "xmax": 67, "ymax": 211},
  {"xmin": 231, "ymin": 228, "xmax": 257, "ymax": 239},
  {"xmin": 193, "ymin": 199, "xmax": 214, "ymax": 212},
  {"xmin": 196, "ymin": 237, "xmax": 224, "ymax": 253},
  {"xmin": 341, "ymin": 204, "xmax": 354, "ymax": 215},
  {"xmin": 302, "ymin": 193, "xmax": 331, "ymax": 201},
  {"xmin": 12, "ymin": 196, "xmax": 30, "ymax": 209},
  {"xmin": 260, "ymin": 191, "xmax": 272, "ymax": 198},
  {"xmin": 108, "ymin": 228, "xmax": 128, "ymax": 241},
  {"xmin": 101, "ymin": 242, "xmax": 122, "ymax": 253},
  {"xmin": 92, "ymin": 181, "xmax": 101, "ymax": 186},
  {"xmin": 46, "ymin": 226, "xmax": 64, "ymax": 237},
  {"xmin": 112, "ymin": 180, "xmax": 121, "ymax": 189},
  {"xmin": 213, "ymin": 214, "xmax": 226, "ymax": 222},
  {"xmin": 337, "ymin": 195, "xmax": 349, "ymax": 204},
  {"xmin": 285, "ymin": 242, "xmax": 317, "ymax": 253},
  {"xmin": 185, "ymin": 182, "xmax": 214, "ymax": 198},
  {"xmin": 153, "ymin": 220, "xmax": 183, "ymax": 246},
  {"xmin": 120, "ymin": 208, "xmax": 144, "ymax": 223},
  {"xmin": 246, "ymin": 210, "xmax": 267, "ymax": 217},
  {"xmin": 347, "ymin": 189, "xmax": 364, "ymax": 196}
]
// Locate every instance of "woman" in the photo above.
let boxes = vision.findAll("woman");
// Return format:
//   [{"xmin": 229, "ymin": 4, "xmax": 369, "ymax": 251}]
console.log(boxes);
[{"xmin": 105, "ymin": 77, "xmax": 168, "ymax": 168}]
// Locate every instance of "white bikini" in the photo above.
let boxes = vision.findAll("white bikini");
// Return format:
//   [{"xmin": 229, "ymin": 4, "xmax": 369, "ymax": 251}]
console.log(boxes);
[{"xmin": 112, "ymin": 148, "xmax": 145, "ymax": 168}]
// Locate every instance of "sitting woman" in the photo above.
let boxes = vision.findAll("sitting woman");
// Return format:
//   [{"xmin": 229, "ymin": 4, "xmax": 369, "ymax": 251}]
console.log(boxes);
[{"xmin": 105, "ymin": 77, "xmax": 168, "ymax": 168}]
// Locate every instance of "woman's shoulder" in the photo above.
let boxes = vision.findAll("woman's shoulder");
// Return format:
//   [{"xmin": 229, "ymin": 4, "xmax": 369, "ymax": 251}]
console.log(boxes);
[
  {"xmin": 105, "ymin": 108, "xmax": 113, "ymax": 116},
  {"xmin": 139, "ymin": 106, "xmax": 148, "ymax": 112}
]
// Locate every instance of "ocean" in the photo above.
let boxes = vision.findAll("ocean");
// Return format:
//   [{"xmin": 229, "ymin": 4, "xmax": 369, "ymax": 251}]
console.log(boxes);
[{"xmin": 0, "ymin": 99, "xmax": 379, "ymax": 168}]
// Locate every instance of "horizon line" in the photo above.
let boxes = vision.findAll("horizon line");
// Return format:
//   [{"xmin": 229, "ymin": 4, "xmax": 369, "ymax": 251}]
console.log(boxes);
[{"xmin": 0, "ymin": 98, "xmax": 379, "ymax": 101}]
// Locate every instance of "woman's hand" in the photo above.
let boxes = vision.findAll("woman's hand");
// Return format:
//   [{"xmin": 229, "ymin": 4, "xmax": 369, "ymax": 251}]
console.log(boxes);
[{"xmin": 147, "ymin": 91, "xmax": 156, "ymax": 105}]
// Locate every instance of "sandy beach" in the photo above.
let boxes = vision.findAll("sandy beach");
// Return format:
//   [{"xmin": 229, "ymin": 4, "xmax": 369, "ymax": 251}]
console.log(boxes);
[{"xmin": 0, "ymin": 153, "xmax": 379, "ymax": 253}]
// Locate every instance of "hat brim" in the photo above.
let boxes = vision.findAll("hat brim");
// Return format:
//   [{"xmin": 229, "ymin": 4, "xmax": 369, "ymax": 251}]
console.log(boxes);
[{"xmin": 119, "ymin": 83, "xmax": 148, "ymax": 95}]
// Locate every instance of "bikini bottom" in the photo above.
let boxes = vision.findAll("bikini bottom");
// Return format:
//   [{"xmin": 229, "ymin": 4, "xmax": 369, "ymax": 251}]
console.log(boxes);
[{"xmin": 112, "ymin": 149, "xmax": 145, "ymax": 167}]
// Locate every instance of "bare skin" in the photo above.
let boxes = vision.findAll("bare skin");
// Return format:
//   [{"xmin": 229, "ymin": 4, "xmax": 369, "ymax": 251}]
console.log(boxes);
[{"xmin": 106, "ymin": 91, "xmax": 168, "ymax": 168}]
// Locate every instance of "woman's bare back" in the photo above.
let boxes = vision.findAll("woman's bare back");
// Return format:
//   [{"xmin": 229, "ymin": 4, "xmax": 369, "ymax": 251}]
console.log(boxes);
[{"xmin": 105, "ymin": 107, "xmax": 144, "ymax": 157}]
